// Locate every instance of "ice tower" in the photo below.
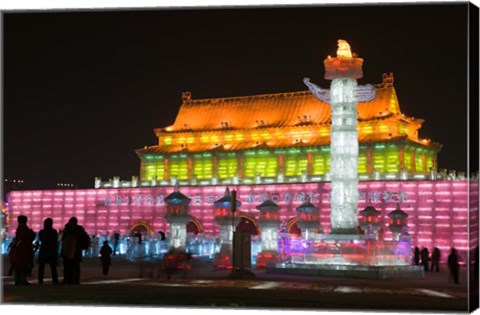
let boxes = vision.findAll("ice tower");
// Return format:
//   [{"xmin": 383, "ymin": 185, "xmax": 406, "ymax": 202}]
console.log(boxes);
[{"xmin": 304, "ymin": 40, "xmax": 376, "ymax": 234}]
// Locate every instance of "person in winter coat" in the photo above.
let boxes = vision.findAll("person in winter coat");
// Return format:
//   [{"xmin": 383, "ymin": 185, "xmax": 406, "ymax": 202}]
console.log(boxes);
[
  {"xmin": 100, "ymin": 240, "xmax": 113, "ymax": 275},
  {"xmin": 430, "ymin": 247, "xmax": 441, "ymax": 272},
  {"xmin": 61, "ymin": 217, "xmax": 91, "ymax": 284},
  {"xmin": 448, "ymin": 247, "xmax": 460, "ymax": 284},
  {"xmin": 413, "ymin": 247, "xmax": 420, "ymax": 265},
  {"xmin": 37, "ymin": 218, "xmax": 59, "ymax": 284},
  {"xmin": 420, "ymin": 247, "xmax": 430, "ymax": 272},
  {"xmin": 9, "ymin": 215, "xmax": 35, "ymax": 285}
]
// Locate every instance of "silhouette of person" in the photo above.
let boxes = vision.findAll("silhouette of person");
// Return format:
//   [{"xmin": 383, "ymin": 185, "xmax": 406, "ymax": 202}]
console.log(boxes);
[
  {"xmin": 431, "ymin": 247, "xmax": 441, "ymax": 272},
  {"xmin": 448, "ymin": 247, "xmax": 460, "ymax": 284},
  {"xmin": 10, "ymin": 215, "xmax": 35, "ymax": 285},
  {"xmin": 414, "ymin": 246, "xmax": 420, "ymax": 265},
  {"xmin": 113, "ymin": 231, "xmax": 120, "ymax": 256},
  {"xmin": 61, "ymin": 217, "xmax": 90, "ymax": 284},
  {"xmin": 100, "ymin": 240, "xmax": 113, "ymax": 275},
  {"xmin": 420, "ymin": 247, "xmax": 430, "ymax": 272},
  {"xmin": 134, "ymin": 230, "xmax": 142, "ymax": 244},
  {"xmin": 38, "ymin": 218, "xmax": 59, "ymax": 284}
]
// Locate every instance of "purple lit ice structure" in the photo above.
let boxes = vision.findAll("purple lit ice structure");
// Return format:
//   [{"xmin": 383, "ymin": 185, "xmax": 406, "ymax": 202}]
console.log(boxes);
[
  {"xmin": 278, "ymin": 237, "xmax": 411, "ymax": 266},
  {"xmin": 6, "ymin": 180, "xmax": 474, "ymax": 263}
]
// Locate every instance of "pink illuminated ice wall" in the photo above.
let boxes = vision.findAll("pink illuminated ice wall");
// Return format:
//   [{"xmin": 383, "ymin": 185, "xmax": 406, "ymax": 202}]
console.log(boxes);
[{"xmin": 7, "ymin": 180, "xmax": 472, "ymax": 257}]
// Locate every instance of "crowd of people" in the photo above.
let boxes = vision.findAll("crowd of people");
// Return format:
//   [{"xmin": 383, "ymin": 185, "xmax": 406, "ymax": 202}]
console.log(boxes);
[
  {"xmin": 8, "ymin": 215, "xmax": 93, "ymax": 285},
  {"xmin": 412, "ymin": 245, "xmax": 477, "ymax": 284},
  {"xmin": 6, "ymin": 214, "xmax": 479, "ymax": 286},
  {"xmin": 6, "ymin": 215, "xmax": 179, "ymax": 285}
]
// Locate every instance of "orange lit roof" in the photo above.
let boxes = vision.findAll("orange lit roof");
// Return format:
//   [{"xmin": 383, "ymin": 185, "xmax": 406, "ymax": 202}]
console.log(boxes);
[
  {"xmin": 156, "ymin": 74, "xmax": 413, "ymax": 135},
  {"xmin": 138, "ymin": 73, "xmax": 441, "ymax": 155}
]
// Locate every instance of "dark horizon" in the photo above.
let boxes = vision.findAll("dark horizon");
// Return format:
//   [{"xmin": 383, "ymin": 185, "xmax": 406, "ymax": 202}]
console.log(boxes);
[{"xmin": 3, "ymin": 3, "xmax": 472, "ymax": 190}]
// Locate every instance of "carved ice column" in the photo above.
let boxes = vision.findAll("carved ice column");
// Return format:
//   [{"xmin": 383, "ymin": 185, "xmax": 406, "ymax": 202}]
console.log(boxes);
[
  {"xmin": 164, "ymin": 187, "xmax": 192, "ymax": 249},
  {"xmin": 359, "ymin": 205, "xmax": 382, "ymax": 240},
  {"xmin": 304, "ymin": 40, "xmax": 375, "ymax": 234},
  {"xmin": 296, "ymin": 196, "xmax": 321, "ymax": 240},
  {"xmin": 388, "ymin": 205, "xmax": 409, "ymax": 242},
  {"xmin": 213, "ymin": 187, "xmax": 241, "ymax": 269},
  {"xmin": 255, "ymin": 198, "xmax": 282, "ymax": 267}
]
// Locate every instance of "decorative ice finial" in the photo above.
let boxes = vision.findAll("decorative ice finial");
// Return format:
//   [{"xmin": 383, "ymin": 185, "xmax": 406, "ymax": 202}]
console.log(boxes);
[
  {"xmin": 174, "ymin": 182, "xmax": 180, "ymax": 192},
  {"xmin": 224, "ymin": 186, "xmax": 231, "ymax": 197},
  {"xmin": 337, "ymin": 39, "xmax": 352, "ymax": 58}
]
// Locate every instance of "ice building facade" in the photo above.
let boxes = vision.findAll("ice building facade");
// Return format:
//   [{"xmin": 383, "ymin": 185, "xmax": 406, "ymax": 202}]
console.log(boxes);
[
  {"xmin": 135, "ymin": 73, "xmax": 440, "ymax": 186},
  {"xmin": 5, "ymin": 64, "xmax": 478, "ymax": 264}
]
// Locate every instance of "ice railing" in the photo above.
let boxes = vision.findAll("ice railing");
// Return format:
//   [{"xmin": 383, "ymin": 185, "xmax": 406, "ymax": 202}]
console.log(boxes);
[{"xmin": 278, "ymin": 237, "xmax": 411, "ymax": 267}]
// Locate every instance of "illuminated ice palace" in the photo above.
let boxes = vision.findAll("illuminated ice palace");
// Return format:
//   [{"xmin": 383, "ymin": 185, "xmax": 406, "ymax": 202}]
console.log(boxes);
[{"xmin": 4, "ymin": 41, "xmax": 478, "ymax": 275}]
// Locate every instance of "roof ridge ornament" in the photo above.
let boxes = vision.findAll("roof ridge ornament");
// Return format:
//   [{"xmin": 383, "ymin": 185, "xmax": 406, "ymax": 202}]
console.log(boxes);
[
  {"xmin": 182, "ymin": 91, "xmax": 192, "ymax": 102},
  {"xmin": 382, "ymin": 73, "xmax": 394, "ymax": 86}
]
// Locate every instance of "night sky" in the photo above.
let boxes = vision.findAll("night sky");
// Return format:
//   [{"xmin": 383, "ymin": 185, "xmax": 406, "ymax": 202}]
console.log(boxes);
[{"xmin": 3, "ymin": 3, "xmax": 471, "ymax": 190}]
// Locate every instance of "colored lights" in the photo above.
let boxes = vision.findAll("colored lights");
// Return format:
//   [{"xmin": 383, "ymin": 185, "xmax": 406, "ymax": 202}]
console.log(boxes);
[
  {"xmin": 5, "ymin": 180, "xmax": 469, "ymax": 264},
  {"xmin": 138, "ymin": 142, "xmax": 436, "ymax": 184}
]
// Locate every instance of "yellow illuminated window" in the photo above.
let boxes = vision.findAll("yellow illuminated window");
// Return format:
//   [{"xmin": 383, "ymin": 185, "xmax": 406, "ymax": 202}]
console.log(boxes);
[
  {"xmin": 312, "ymin": 151, "xmax": 330, "ymax": 175},
  {"xmin": 319, "ymin": 128, "xmax": 329, "ymax": 137},
  {"xmin": 193, "ymin": 155, "xmax": 213, "ymax": 180},
  {"xmin": 358, "ymin": 151, "xmax": 367, "ymax": 174},
  {"xmin": 379, "ymin": 125, "xmax": 389, "ymax": 133},
  {"xmin": 362, "ymin": 125, "xmax": 374, "ymax": 134},
  {"xmin": 373, "ymin": 145, "xmax": 386, "ymax": 173},
  {"xmin": 426, "ymin": 153, "xmax": 434, "ymax": 171},
  {"xmin": 261, "ymin": 132, "xmax": 271, "ymax": 140},
  {"xmin": 403, "ymin": 147, "xmax": 414, "ymax": 172},
  {"xmin": 285, "ymin": 153, "xmax": 308, "ymax": 176},
  {"xmin": 143, "ymin": 161, "xmax": 165, "ymax": 181},
  {"xmin": 169, "ymin": 159, "xmax": 188, "ymax": 180},
  {"xmin": 386, "ymin": 145, "xmax": 400, "ymax": 173},
  {"xmin": 200, "ymin": 135, "xmax": 209, "ymax": 143},
  {"xmin": 244, "ymin": 152, "xmax": 277, "ymax": 178},
  {"xmin": 224, "ymin": 133, "xmax": 234, "ymax": 142},
  {"xmin": 218, "ymin": 155, "xmax": 238, "ymax": 179},
  {"xmin": 415, "ymin": 148, "xmax": 425, "ymax": 173},
  {"xmin": 211, "ymin": 135, "xmax": 219, "ymax": 143}
]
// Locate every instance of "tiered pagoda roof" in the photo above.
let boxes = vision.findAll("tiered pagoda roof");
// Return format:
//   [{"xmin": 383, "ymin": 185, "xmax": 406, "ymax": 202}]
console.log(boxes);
[{"xmin": 137, "ymin": 73, "xmax": 441, "ymax": 156}]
